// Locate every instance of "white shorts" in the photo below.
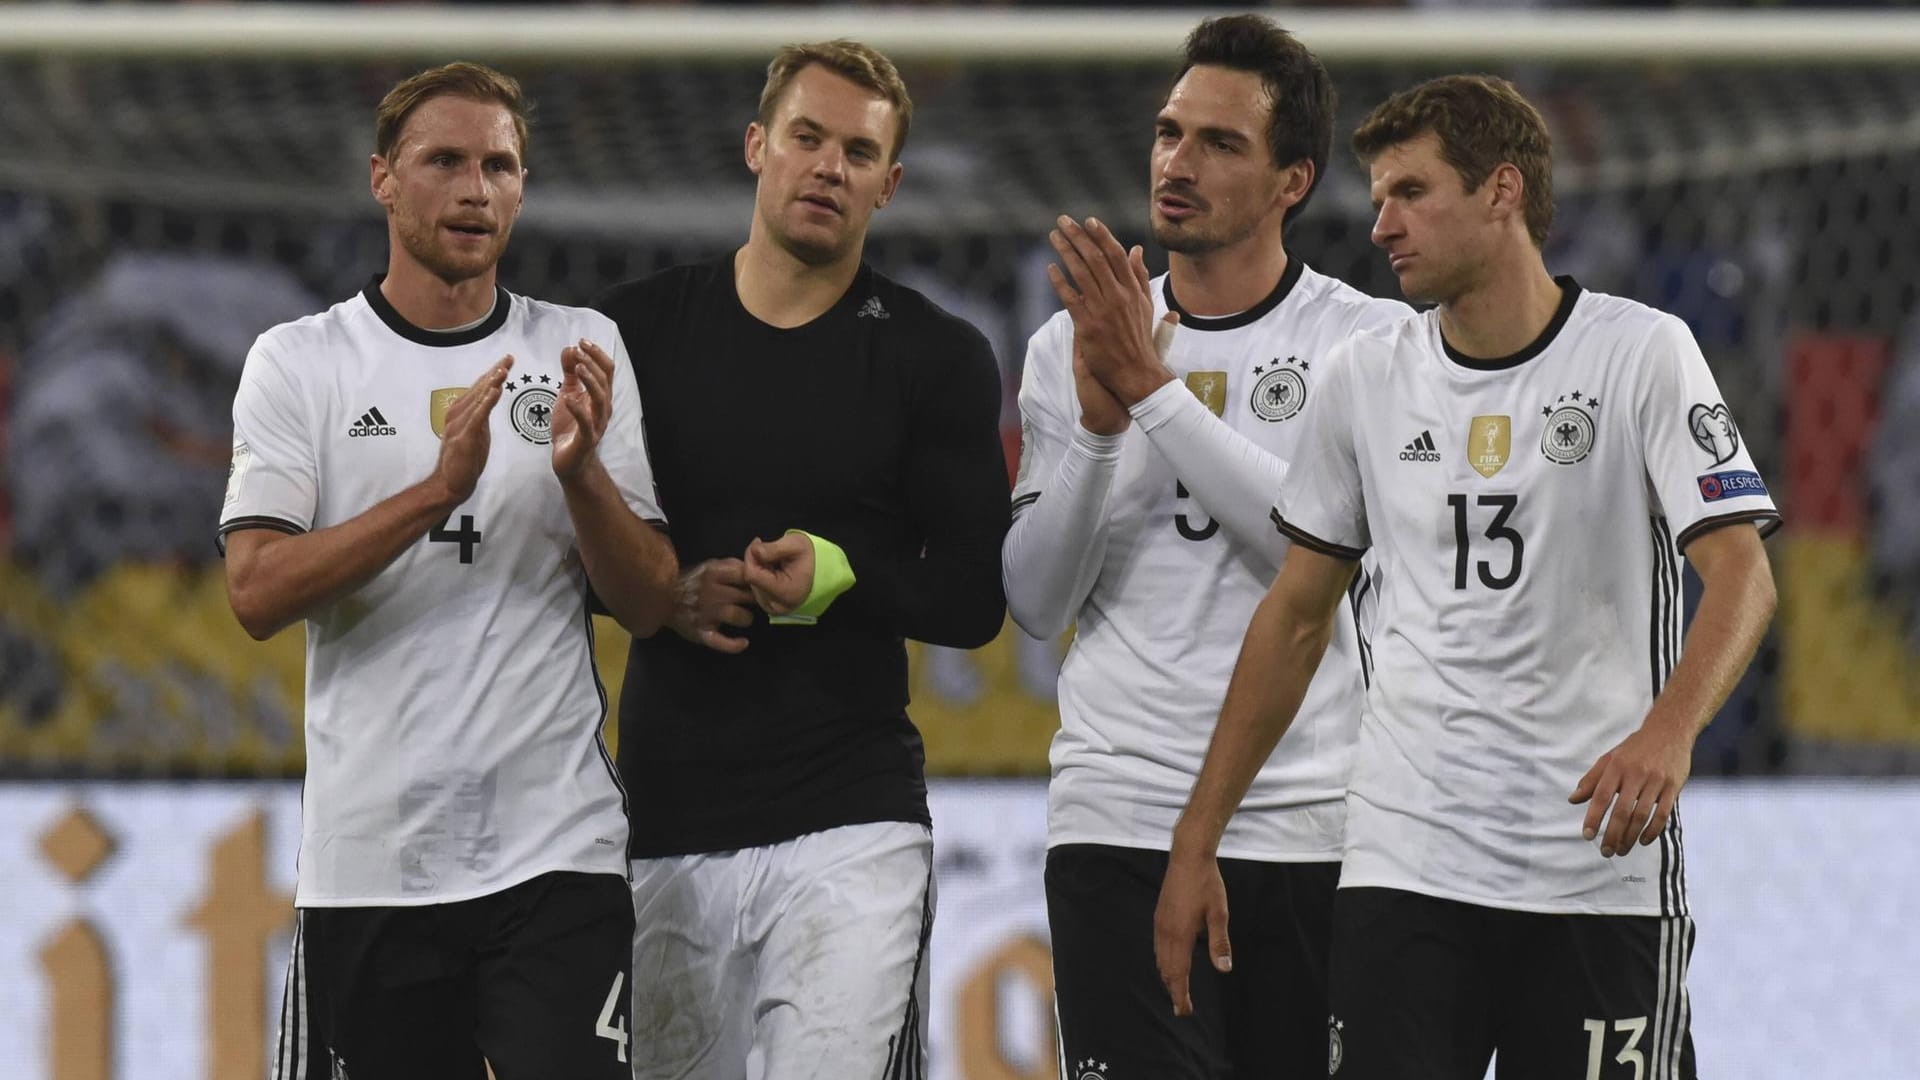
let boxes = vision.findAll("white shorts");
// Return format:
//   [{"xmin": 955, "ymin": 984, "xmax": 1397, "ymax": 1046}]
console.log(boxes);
[{"xmin": 629, "ymin": 820, "xmax": 935, "ymax": 1080}]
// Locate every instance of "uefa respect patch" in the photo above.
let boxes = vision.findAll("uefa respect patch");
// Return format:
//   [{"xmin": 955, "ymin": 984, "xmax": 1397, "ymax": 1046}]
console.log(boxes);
[{"xmin": 1697, "ymin": 469, "xmax": 1769, "ymax": 502}]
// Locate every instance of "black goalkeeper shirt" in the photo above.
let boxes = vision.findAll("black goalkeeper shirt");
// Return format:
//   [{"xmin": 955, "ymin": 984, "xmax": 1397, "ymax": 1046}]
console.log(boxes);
[{"xmin": 594, "ymin": 256, "xmax": 1010, "ymax": 857}]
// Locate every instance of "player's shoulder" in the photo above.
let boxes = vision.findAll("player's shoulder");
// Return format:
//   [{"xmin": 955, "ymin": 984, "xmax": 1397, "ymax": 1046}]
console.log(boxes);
[
  {"xmin": 863, "ymin": 265, "xmax": 996, "ymax": 368},
  {"xmin": 249, "ymin": 291, "xmax": 368, "ymax": 370},
  {"xmin": 863, "ymin": 266, "xmax": 989, "ymax": 341},
  {"xmin": 1027, "ymin": 305, "xmax": 1074, "ymax": 362},
  {"xmin": 1565, "ymin": 284, "xmax": 1699, "ymax": 374},
  {"xmin": 1295, "ymin": 263, "xmax": 1415, "ymax": 335},
  {"xmin": 1568, "ymin": 283, "xmax": 1677, "ymax": 339},
  {"xmin": 591, "ymin": 256, "xmax": 728, "ymax": 323},
  {"xmin": 1335, "ymin": 302, "xmax": 1426, "ymax": 372},
  {"xmin": 509, "ymin": 290, "xmax": 621, "ymax": 345}
]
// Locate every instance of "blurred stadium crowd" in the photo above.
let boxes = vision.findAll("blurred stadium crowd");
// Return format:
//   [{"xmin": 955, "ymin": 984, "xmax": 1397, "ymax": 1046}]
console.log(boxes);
[{"xmin": 2, "ymin": 24, "xmax": 1919, "ymax": 780}]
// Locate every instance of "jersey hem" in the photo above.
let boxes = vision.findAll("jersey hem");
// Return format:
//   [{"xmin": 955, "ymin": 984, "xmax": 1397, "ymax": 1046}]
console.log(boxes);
[
  {"xmin": 1045, "ymin": 829, "xmax": 1343, "ymax": 863},
  {"xmin": 1270, "ymin": 510, "xmax": 1366, "ymax": 560},
  {"xmin": 628, "ymin": 805, "xmax": 932, "ymax": 859},
  {"xmin": 1674, "ymin": 508, "xmax": 1782, "ymax": 552},
  {"xmin": 1335, "ymin": 873, "xmax": 1670, "ymax": 917},
  {"xmin": 292, "ymin": 857, "xmax": 628, "ymax": 909},
  {"xmin": 215, "ymin": 515, "xmax": 307, "ymax": 556}
]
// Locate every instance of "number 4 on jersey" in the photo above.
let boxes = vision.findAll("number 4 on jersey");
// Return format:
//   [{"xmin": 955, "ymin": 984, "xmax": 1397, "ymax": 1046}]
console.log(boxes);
[
  {"xmin": 428, "ymin": 514, "xmax": 482, "ymax": 564},
  {"xmin": 597, "ymin": 972, "xmax": 629, "ymax": 1063}
]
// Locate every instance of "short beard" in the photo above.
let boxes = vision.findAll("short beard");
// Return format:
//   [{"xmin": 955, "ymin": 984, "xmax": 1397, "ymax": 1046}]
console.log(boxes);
[
  {"xmin": 394, "ymin": 211, "xmax": 505, "ymax": 285},
  {"xmin": 1150, "ymin": 213, "xmax": 1256, "ymax": 258},
  {"xmin": 1152, "ymin": 220, "xmax": 1222, "ymax": 256}
]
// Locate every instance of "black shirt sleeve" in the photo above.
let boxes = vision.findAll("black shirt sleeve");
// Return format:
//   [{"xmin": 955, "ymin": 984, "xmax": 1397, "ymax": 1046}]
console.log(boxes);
[{"xmin": 827, "ymin": 319, "xmax": 1010, "ymax": 648}]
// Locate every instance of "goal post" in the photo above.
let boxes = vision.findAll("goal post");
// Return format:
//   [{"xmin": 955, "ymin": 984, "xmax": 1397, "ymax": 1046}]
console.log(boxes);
[{"xmin": 6, "ymin": 6, "xmax": 1920, "ymax": 62}]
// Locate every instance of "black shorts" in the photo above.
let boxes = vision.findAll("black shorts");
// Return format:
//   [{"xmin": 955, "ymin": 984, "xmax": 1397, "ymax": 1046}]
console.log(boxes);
[
  {"xmin": 270, "ymin": 870, "xmax": 634, "ymax": 1080},
  {"xmin": 1328, "ymin": 886, "xmax": 1697, "ymax": 1080},
  {"xmin": 1046, "ymin": 843, "xmax": 1340, "ymax": 1080}
]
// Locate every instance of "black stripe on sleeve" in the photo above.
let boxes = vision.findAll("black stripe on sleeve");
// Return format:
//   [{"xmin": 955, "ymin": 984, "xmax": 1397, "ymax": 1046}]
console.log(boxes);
[
  {"xmin": 1347, "ymin": 571, "xmax": 1375, "ymax": 689},
  {"xmin": 1010, "ymin": 491, "xmax": 1041, "ymax": 516},
  {"xmin": 1674, "ymin": 509, "xmax": 1782, "ymax": 553},
  {"xmin": 215, "ymin": 515, "xmax": 308, "ymax": 556},
  {"xmin": 1270, "ymin": 507, "xmax": 1366, "ymax": 561}
]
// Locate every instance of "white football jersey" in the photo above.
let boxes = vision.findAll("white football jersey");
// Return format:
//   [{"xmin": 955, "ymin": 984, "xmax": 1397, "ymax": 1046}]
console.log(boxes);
[
  {"xmin": 1017, "ymin": 264, "xmax": 1409, "ymax": 860},
  {"xmin": 219, "ymin": 282, "xmax": 663, "ymax": 907},
  {"xmin": 1276, "ymin": 280, "xmax": 1780, "ymax": 915}
]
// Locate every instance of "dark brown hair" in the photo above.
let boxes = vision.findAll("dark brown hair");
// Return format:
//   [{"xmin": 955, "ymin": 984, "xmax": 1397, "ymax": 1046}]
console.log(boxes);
[
  {"xmin": 758, "ymin": 40, "xmax": 913, "ymax": 161},
  {"xmin": 1175, "ymin": 15, "xmax": 1335, "ymax": 226},
  {"xmin": 1352, "ymin": 74, "xmax": 1554, "ymax": 247},
  {"xmin": 375, "ymin": 62, "xmax": 531, "ymax": 163}
]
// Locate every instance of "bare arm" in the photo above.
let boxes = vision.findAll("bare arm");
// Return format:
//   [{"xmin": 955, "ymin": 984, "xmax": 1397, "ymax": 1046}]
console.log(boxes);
[
  {"xmin": 553, "ymin": 341, "xmax": 678, "ymax": 636},
  {"xmin": 562, "ymin": 459, "xmax": 677, "ymax": 636},
  {"xmin": 1571, "ymin": 523, "xmax": 1776, "ymax": 854},
  {"xmin": 224, "ymin": 358, "xmax": 511, "ymax": 640},
  {"xmin": 1153, "ymin": 544, "xmax": 1358, "ymax": 1015}
]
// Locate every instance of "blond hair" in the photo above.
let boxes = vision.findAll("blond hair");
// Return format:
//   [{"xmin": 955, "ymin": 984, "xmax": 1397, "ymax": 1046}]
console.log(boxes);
[
  {"xmin": 757, "ymin": 40, "xmax": 913, "ymax": 160},
  {"xmin": 375, "ymin": 61, "xmax": 531, "ymax": 163}
]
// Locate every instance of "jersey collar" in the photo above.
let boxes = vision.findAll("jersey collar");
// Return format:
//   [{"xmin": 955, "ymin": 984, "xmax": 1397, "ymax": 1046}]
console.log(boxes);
[
  {"xmin": 1161, "ymin": 256, "xmax": 1305, "ymax": 332},
  {"xmin": 363, "ymin": 274, "xmax": 512, "ymax": 347},
  {"xmin": 1441, "ymin": 276, "xmax": 1582, "ymax": 371}
]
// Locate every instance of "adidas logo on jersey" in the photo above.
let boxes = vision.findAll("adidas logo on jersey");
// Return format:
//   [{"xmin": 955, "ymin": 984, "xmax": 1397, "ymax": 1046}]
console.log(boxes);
[
  {"xmin": 1400, "ymin": 430, "xmax": 1440, "ymax": 461},
  {"xmin": 856, "ymin": 296, "xmax": 889, "ymax": 319},
  {"xmin": 348, "ymin": 407, "xmax": 397, "ymax": 437}
]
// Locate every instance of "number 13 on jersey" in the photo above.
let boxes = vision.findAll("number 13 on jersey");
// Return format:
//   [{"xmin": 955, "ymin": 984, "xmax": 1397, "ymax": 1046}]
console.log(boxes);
[{"xmin": 1448, "ymin": 493, "xmax": 1523, "ymax": 590}]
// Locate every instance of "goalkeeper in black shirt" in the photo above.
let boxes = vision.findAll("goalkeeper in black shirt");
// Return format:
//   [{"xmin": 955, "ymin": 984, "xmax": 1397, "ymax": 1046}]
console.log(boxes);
[{"xmin": 593, "ymin": 39, "xmax": 1008, "ymax": 1080}]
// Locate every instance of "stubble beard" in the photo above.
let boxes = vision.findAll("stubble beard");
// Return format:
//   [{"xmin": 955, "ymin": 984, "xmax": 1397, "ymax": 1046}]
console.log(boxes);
[
  {"xmin": 1151, "ymin": 209, "xmax": 1258, "ymax": 258},
  {"xmin": 394, "ymin": 208, "xmax": 507, "ymax": 285}
]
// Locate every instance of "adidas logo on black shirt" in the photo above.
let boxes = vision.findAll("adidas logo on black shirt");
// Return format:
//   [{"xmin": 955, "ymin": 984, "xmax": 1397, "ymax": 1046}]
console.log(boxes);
[
  {"xmin": 348, "ymin": 407, "xmax": 397, "ymax": 437},
  {"xmin": 1400, "ymin": 430, "xmax": 1440, "ymax": 462}
]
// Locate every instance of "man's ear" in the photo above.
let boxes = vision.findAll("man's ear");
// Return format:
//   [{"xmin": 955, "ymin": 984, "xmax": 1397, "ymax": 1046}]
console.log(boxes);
[
  {"xmin": 1487, "ymin": 161, "xmax": 1526, "ymax": 226},
  {"xmin": 875, "ymin": 160, "xmax": 904, "ymax": 210},
  {"xmin": 1273, "ymin": 159, "xmax": 1315, "ymax": 217},
  {"xmin": 745, "ymin": 122, "xmax": 766, "ymax": 177},
  {"xmin": 370, "ymin": 154, "xmax": 394, "ymax": 210}
]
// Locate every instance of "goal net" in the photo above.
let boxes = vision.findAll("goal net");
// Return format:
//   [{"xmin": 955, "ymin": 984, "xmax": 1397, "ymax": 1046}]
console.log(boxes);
[{"xmin": 0, "ymin": 9, "xmax": 1916, "ymax": 778}]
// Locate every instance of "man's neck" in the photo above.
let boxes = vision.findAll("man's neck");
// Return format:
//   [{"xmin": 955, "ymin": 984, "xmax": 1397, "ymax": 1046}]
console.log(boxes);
[
  {"xmin": 379, "ymin": 257, "xmax": 497, "ymax": 330},
  {"xmin": 1167, "ymin": 231, "xmax": 1288, "ymax": 318},
  {"xmin": 1437, "ymin": 250, "xmax": 1563, "ymax": 361},
  {"xmin": 734, "ymin": 226, "xmax": 862, "ymax": 330}
]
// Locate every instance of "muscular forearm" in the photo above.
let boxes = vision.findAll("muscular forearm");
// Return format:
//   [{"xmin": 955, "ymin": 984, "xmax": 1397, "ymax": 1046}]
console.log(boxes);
[
  {"xmin": 225, "ymin": 479, "xmax": 458, "ymax": 640},
  {"xmin": 1645, "ymin": 540, "xmax": 1777, "ymax": 739},
  {"xmin": 1172, "ymin": 586, "xmax": 1339, "ymax": 856},
  {"xmin": 1002, "ymin": 426, "xmax": 1124, "ymax": 638},
  {"xmin": 563, "ymin": 460, "xmax": 678, "ymax": 637},
  {"xmin": 1130, "ymin": 383, "xmax": 1291, "ymax": 570}
]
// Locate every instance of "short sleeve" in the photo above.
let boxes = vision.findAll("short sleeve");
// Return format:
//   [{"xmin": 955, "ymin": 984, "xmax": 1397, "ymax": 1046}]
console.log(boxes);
[
  {"xmin": 1272, "ymin": 337, "xmax": 1369, "ymax": 559},
  {"xmin": 217, "ymin": 338, "xmax": 318, "ymax": 554},
  {"xmin": 1009, "ymin": 315, "xmax": 1073, "ymax": 520},
  {"xmin": 596, "ymin": 326, "xmax": 666, "ymax": 526},
  {"xmin": 1635, "ymin": 315, "xmax": 1781, "ymax": 552}
]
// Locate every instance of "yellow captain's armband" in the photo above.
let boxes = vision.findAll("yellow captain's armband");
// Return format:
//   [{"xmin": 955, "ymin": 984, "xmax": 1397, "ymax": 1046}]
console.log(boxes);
[{"xmin": 768, "ymin": 530, "xmax": 856, "ymax": 626}]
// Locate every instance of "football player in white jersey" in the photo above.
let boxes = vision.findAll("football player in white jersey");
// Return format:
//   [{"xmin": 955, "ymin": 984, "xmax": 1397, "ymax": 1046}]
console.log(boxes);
[
  {"xmin": 1157, "ymin": 75, "xmax": 1779, "ymax": 1079},
  {"xmin": 220, "ymin": 63, "xmax": 676, "ymax": 1080},
  {"xmin": 1005, "ymin": 16, "xmax": 1408, "ymax": 1077}
]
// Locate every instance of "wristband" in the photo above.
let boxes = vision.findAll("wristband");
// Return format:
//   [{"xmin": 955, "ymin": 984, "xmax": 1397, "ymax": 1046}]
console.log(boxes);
[{"xmin": 768, "ymin": 530, "xmax": 856, "ymax": 625}]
